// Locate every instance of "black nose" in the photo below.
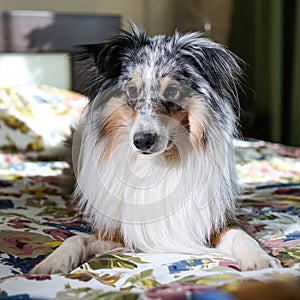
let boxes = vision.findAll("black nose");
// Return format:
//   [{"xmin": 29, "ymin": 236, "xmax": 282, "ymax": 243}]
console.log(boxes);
[{"xmin": 133, "ymin": 133, "xmax": 156, "ymax": 151}]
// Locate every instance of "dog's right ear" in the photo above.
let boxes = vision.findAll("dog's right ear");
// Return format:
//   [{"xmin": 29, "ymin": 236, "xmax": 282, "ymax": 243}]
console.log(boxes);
[
  {"xmin": 71, "ymin": 42, "xmax": 121, "ymax": 99},
  {"xmin": 74, "ymin": 42, "xmax": 124, "ymax": 80},
  {"xmin": 74, "ymin": 44, "xmax": 103, "ymax": 68},
  {"xmin": 72, "ymin": 27, "xmax": 148, "ymax": 99}
]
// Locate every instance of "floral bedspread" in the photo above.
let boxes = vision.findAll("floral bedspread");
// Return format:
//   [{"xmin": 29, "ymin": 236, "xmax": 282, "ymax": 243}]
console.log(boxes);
[
  {"xmin": 0, "ymin": 85, "xmax": 86, "ymax": 152},
  {"xmin": 0, "ymin": 141, "xmax": 299, "ymax": 299},
  {"xmin": 0, "ymin": 87, "xmax": 299, "ymax": 299}
]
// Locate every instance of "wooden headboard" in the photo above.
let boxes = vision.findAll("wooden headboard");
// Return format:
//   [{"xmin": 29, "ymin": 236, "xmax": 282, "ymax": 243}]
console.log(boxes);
[{"xmin": 0, "ymin": 10, "xmax": 121, "ymax": 94}]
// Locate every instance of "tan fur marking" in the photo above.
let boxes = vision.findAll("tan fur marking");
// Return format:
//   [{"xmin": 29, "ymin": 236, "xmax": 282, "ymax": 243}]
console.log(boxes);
[
  {"xmin": 163, "ymin": 144, "xmax": 180, "ymax": 164},
  {"xmin": 210, "ymin": 225, "xmax": 238, "ymax": 248},
  {"xmin": 160, "ymin": 76, "xmax": 173, "ymax": 93},
  {"xmin": 97, "ymin": 230, "xmax": 124, "ymax": 245},
  {"xmin": 129, "ymin": 76, "xmax": 142, "ymax": 90},
  {"xmin": 170, "ymin": 110, "xmax": 190, "ymax": 130},
  {"xmin": 102, "ymin": 97, "xmax": 136, "ymax": 160},
  {"xmin": 188, "ymin": 113, "xmax": 204, "ymax": 149},
  {"xmin": 185, "ymin": 97, "xmax": 210, "ymax": 149}
]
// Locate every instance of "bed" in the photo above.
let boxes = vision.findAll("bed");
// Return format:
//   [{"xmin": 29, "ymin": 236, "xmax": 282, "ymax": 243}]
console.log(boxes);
[{"xmin": 0, "ymin": 11, "xmax": 300, "ymax": 300}]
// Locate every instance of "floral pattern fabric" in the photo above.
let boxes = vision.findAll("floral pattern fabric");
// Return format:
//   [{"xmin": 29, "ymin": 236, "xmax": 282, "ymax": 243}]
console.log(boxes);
[
  {"xmin": 0, "ymin": 88, "xmax": 299, "ymax": 299},
  {"xmin": 0, "ymin": 85, "xmax": 87, "ymax": 152},
  {"xmin": 0, "ymin": 141, "xmax": 299, "ymax": 299}
]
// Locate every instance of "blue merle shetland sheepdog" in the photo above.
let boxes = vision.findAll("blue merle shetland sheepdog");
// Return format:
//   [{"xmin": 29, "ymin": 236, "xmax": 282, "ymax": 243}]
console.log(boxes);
[{"xmin": 32, "ymin": 26, "xmax": 281, "ymax": 274}]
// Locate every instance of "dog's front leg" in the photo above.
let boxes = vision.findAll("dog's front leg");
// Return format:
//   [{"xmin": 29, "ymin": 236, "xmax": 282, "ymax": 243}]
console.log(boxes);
[
  {"xmin": 214, "ymin": 228, "xmax": 282, "ymax": 270},
  {"xmin": 30, "ymin": 233, "xmax": 122, "ymax": 274}
]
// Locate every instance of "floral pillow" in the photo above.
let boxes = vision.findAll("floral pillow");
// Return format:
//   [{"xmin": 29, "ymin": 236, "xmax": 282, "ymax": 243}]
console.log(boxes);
[{"xmin": 0, "ymin": 85, "xmax": 87, "ymax": 152}]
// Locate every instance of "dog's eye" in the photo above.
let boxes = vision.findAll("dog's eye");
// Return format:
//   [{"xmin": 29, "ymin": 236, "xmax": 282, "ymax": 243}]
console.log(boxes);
[
  {"xmin": 164, "ymin": 85, "xmax": 180, "ymax": 100},
  {"xmin": 127, "ymin": 85, "xmax": 138, "ymax": 99}
]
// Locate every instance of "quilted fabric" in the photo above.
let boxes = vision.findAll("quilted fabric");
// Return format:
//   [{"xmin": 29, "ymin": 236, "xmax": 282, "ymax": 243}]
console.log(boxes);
[
  {"xmin": 0, "ymin": 85, "xmax": 86, "ymax": 152},
  {"xmin": 0, "ymin": 141, "xmax": 299, "ymax": 299}
]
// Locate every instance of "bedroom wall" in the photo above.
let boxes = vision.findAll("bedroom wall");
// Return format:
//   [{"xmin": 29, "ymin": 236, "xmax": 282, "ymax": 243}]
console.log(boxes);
[
  {"xmin": 0, "ymin": 0, "xmax": 234, "ymax": 90},
  {"xmin": 0, "ymin": 0, "xmax": 232, "ymax": 42},
  {"xmin": 0, "ymin": 0, "xmax": 178, "ymax": 36}
]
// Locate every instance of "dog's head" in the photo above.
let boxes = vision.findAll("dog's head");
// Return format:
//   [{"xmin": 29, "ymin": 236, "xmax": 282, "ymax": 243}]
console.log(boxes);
[{"xmin": 75, "ymin": 26, "xmax": 242, "ymax": 158}]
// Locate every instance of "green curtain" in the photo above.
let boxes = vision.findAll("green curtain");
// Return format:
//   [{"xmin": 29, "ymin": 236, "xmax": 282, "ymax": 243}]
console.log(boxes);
[
  {"xmin": 229, "ymin": 0, "xmax": 300, "ymax": 146},
  {"xmin": 290, "ymin": 1, "xmax": 300, "ymax": 146}
]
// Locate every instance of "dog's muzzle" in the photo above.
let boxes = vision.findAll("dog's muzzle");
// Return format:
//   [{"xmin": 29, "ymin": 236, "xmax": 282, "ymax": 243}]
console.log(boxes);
[
  {"xmin": 130, "ymin": 114, "xmax": 170, "ymax": 155},
  {"xmin": 133, "ymin": 132, "xmax": 156, "ymax": 152}
]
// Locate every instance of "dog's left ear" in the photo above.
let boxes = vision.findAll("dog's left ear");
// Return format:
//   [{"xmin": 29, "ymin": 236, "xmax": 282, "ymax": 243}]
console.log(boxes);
[
  {"xmin": 199, "ymin": 44, "xmax": 243, "ymax": 101},
  {"xmin": 177, "ymin": 34, "xmax": 243, "ymax": 104}
]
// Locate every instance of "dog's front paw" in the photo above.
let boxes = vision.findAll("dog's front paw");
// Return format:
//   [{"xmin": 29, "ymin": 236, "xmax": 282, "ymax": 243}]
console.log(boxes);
[
  {"xmin": 30, "ymin": 253, "xmax": 74, "ymax": 274},
  {"xmin": 30, "ymin": 235, "xmax": 86, "ymax": 274},
  {"xmin": 239, "ymin": 252, "xmax": 282, "ymax": 271},
  {"xmin": 31, "ymin": 261, "xmax": 72, "ymax": 275},
  {"xmin": 30, "ymin": 233, "xmax": 116, "ymax": 274},
  {"xmin": 217, "ymin": 228, "xmax": 283, "ymax": 271}
]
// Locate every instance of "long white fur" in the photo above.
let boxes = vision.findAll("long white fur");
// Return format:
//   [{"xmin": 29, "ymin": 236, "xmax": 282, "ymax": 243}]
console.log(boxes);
[{"xmin": 73, "ymin": 97, "xmax": 237, "ymax": 254}]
